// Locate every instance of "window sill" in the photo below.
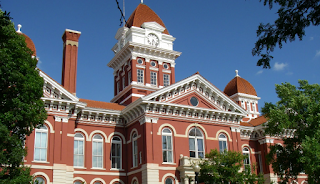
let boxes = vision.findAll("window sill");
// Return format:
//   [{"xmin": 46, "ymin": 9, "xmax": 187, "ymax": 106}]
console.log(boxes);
[
  {"xmin": 110, "ymin": 168, "xmax": 124, "ymax": 171},
  {"xmin": 32, "ymin": 161, "xmax": 50, "ymax": 164},
  {"xmin": 130, "ymin": 166, "xmax": 138, "ymax": 169},
  {"xmin": 162, "ymin": 162, "xmax": 176, "ymax": 165},
  {"xmin": 91, "ymin": 167, "xmax": 105, "ymax": 170},
  {"xmin": 74, "ymin": 166, "xmax": 87, "ymax": 169}
]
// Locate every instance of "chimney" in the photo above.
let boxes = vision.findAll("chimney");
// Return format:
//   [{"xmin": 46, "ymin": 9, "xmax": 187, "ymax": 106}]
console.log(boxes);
[{"xmin": 61, "ymin": 29, "xmax": 81, "ymax": 95}]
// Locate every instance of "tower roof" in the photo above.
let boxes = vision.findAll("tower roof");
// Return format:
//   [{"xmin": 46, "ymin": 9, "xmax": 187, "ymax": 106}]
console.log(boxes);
[
  {"xmin": 224, "ymin": 71, "xmax": 257, "ymax": 96},
  {"xmin": 125, "ymin": 3, "xmax": 169, "ymax": 34},
  {"xmin": 16, "ymin": 24, "xmax": 36, "ymax": 56}
]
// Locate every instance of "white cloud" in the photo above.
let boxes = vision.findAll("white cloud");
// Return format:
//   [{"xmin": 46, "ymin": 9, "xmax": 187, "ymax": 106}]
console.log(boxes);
[
  {"xmin": 315, "ymin": 50, "xmax": 320, "ymax": 57},
  {"xmin": 273, "ymin": 62, "xmax": 288, "ymax": 71},
  {"xmin": 310, "ymin": 36, "xmax": 314, "ymax": 41},
  {"xmin": 256, "ymin": 70, "xmax": 263, "ymax": 75}
]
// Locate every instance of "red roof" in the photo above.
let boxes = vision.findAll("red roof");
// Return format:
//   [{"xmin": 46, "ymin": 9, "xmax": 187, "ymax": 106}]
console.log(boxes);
[
  {"xmin": 126, "ymin": 3, "xmax": 169, "ymax": 34},
  {"xmin": 79, "ymin": 99, "xmax": 125, "ymax": 111},
  {"xmin": 18, "ymin": 33, "xmax": 36, "ymax": 56},
  {"xmin": 224, "ymin": 76, "xmax": 257, "ymax": 96},
  {"xmin": 240, "ymin": 116, "xmax": 267, "ymax": 127}
]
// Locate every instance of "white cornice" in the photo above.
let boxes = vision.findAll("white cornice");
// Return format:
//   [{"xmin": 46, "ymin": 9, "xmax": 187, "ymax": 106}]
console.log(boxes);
[
  {"xmin": 141, "ymin": 22, "xmax": 165, "ymax": 32},
  {"xmin": 230, "ymin": 93, "xmax": 261, "ymax": 100}
]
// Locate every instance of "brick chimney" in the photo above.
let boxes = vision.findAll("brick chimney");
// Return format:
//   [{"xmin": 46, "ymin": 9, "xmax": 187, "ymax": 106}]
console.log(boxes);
[{"xmin": 61, "ymin": 29, "xmax": 81, "ymax": 95}]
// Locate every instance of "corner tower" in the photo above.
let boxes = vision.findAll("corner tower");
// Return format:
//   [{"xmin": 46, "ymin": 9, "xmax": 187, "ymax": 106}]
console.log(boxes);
[
  {"xmin": 224, "ymin": 70, "xmax": 261, "ymax": 121},
  {"xmin": 108, "ymin": 3, "xmax": 181, "ymax": 105}
]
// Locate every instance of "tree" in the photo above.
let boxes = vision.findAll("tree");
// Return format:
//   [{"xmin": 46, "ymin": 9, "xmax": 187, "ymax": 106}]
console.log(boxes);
[
  {"xmin": 252, "ymin": 0, "xmax": 320, "ymax": 68},
  {"xmin": 198, "ymin": 149, "xmax": 264, "ymax": 184},
  {"xmin": 263, "ymin": 80, "xmax": 320, "ymax": 183},
  {"xmin": 0, "ymin": 7, "xmax": 47, "ymax": 183}
]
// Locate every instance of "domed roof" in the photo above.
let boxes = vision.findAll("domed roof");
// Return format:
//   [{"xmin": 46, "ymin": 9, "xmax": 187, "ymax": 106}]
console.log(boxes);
[
  {"xmin": 224, "ymin": 70, "xmax": 257, "ymax": 96},
  {"xmin": 16, "ymin": 24, "xmax": 36, "ymax": 56},
  {"xmin": 125, "ymin": 3, "xmax": 169, "ymax": 34}
]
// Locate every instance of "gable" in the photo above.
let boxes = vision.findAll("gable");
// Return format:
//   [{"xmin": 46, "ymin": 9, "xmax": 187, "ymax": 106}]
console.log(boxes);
[
  {"xmin": 141, "ymin": 73, "xmax": 247, "ymax": 115},
  {"xmin": 166, "ymin": 89, "xmax": 220, "ymax": 110},
  {"xmin": 39, "ymin": 70, "xmax": 79, "ymax": 102}
]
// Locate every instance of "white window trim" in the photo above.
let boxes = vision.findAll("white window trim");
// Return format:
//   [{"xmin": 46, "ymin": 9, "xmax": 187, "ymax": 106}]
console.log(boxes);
[
  {"xmin": 188, "ymin": 128, "xmax": 205, "ymax": 158},
  {"xmin": 34, "ymin": 125, "xmax": 48, "ymax": 162},
  {"xmin": 92, "ymin": 135, "xmax": 104, "ymax": 169},
  {"xmin": 132, "ymin": 133, "xmax": 138, "ymax": 168},
  {"xmin": 243, "ymin": 147, "xmax": 251, "ymax": 170},
  {"xmin": 151, "ymin": 71, "xmax": 157, "ymax": 86},
  {"xmin": 137, "ymin": 69, "xmax": 144, "ymax": 84},
  {"xmin": 162, "ymin": 128, "xmax": 173, "ymax": 163},
  {"xmin": 218, "ymin": 134, "xmax": 228, "ymax": 152},
  {"xmin": 74, "ymin": 133, "xmax": 85, "ymax": 168},
  {"xmin": 111, "ymin": 136, "xmax": 122, "ymax": 169}
]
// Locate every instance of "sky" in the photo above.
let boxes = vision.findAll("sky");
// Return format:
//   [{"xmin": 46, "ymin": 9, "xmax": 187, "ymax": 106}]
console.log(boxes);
[{"xmin": 2, "ymin": 0, "xmax": 320, "ymax": 111}]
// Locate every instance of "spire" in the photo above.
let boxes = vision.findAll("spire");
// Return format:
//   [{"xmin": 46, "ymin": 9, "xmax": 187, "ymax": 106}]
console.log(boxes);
[
  {"xmin": 235, "ymin": 70, "xmax": 240, "ymax": 77},
  {"xmin": 17, "ymin": 24, "xmax": 22, "ymax": 33}
]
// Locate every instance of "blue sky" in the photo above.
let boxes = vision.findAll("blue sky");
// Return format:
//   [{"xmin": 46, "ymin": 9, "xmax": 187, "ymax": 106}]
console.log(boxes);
[{"xmin": 3, "ymin": 0, "xmax": 319, "ymax": 111}]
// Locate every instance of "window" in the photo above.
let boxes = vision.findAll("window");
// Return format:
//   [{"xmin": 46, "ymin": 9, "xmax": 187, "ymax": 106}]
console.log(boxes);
[
  {"xmin": 258, "ymin": 154, "xmax": 263, "ymax": 173},
  {"xmin": 74, "ymin": 182, "xmax": 82, "ymax": 184},
  {"xmin": 122, "ymin": 77, "xmax": 126, "ymax": 89},
  {"xmin": 189, "ymin": 128, "xmax": 204, "ymax": 158},
  {"xmin": 243, "ymin": 147, "xmax": 251, "ymax": 171},
  {"xmin": 132, "ymin": 133, "xmax": 138, "ymax": 167},
  {"xmin": 252, "ymin": 103, "xmax": 256, "ymax": 112},
  {"xmin": 34, "ymin": 125, "xmax": 48, "ymax": 161},
  {"xmin": 128, "ymin": 71, "xmax": 132, "ymax": 85},
  {"xmin": 163, "ymin": 63, "xmax": 169, "ymax": 69},
  {"xmin": 219, "ymin": 134, "xmax": 228, "ymax": 153},
  {"xmin": 151, "ymin": 71, "xmax": 157, "ymax": 86},
  {"xmin": 137, "ymin": 58, "xmax": 143, "ymax": 64},
  {"xmin": 190, "ymin": 97, "xmax": 199, "ymax": 106},
  {"xmin": 132, "ymin": 180, "xmax": 138, "ymax": 184},
  {"xmin": 94, "ymin": 182, "xmax": 102, "ymax": 184},
  {"xmin": 117, "ymin": 81, "xmax": 120, "ymax": 93},
  {"xmin": 35, "ymin": 177, "xmax": 45, "ymax": 184},
  {"xmin": 165, "ymin": 178, "xmax": 174, "ymax": 184},
  {"xmin": 137, "ymin": 69, "xmax": 144, "ymax": 84},
  {"xmin": 163, "ymin": 74, "xmax": 170, "ymax": 87},
  {"xmin": 92, "ymin": 134, "xmax": 103, "ymax": 168},
  {"xmin": 74, "ymin": 133, "xmax": 84, "ymax": 167},
  {"xmin": 162, "ymin": 128, "xmax": 173, "ymax": 163},
  {"xmin": 246, "ymin": 102, "xmax": 250, "ymax": 111},
  {"xmin": 150, "ymin": 61, "xmax": 156, "ymax": 67},
  {"xmin": 111, "ymin": 136, "xmax": 122, "ymax": 169}
]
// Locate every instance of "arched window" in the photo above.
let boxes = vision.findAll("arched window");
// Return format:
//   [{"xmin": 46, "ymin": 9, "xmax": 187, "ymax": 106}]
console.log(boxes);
[
  {"xmin": 35, "ymin": 176, "xmax": 46, "ymax": 184},
  {"xmin": 132, "ymin": 132, "xmax": 138, "ymax": 167},
  {"xmin": 34, "ymin": 125, "xmax": 48, "ymax": 161},
  {"xmin": 94, "ymin": 181, "xmax": 102, "ymax": 184},
  {"xmin": 74, "ymin": 133, "xmax": 84, "ymax": 167},
  {"xmin": 165, "ymin": 178, "xmax": 174, "ymax": 184},
  {"xmin": 74, "ymin": 181, "xmax": 82, "ymax": 184},
  {"xmin": 218, "ymin": 134, "xmax": 228, "ymax": 153},
  {"xmin": 132, "ymin": 179, "xmax": 138, "ymax": 184},
  {"xmin": 111, "ymin": 136, "xmax": 122, "ymax": 169},
  {"xmin": 92, "ymin": 134, "xmax": 103, "ymax": 168},
  {"xmin": 162, "ymin": 128, "xmax": 173, "ymax": 163},
  {"xmin": 243, "ymin": 147, "xmax": 250, "ymax": 171},
  {"xmin": 189, "ymin": 128, "xmax": 204, "ymax": 158}
]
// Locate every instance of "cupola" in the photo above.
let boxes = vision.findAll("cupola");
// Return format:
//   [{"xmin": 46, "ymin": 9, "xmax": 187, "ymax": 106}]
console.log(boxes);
[{"xmin": 16, "ymin": 24, "xmax": 36, "ymax": 57}]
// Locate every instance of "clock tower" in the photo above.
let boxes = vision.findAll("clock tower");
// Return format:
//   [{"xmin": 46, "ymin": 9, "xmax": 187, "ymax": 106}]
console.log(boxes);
[{"xmin": 108, "ymin": 3, "xmax": 181, "ymax": 105}]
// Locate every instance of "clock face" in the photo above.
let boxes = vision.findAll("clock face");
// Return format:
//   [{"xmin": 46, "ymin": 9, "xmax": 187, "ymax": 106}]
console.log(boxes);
[{"xmin": 147, "ymin": 33, "xmax": 159, "ymax": 47}]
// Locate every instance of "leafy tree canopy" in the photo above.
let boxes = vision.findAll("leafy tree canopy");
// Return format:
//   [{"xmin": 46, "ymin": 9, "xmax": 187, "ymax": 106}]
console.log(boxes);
[
  {"xmin": 253, "ymin": 0, "xmax": 320, "ymax": 68},
  {"xmin": 0, "ymin": 6, "xmax": 47, "ymax": 183},
  {"xmin": 263, "ymin": 80, "xmax": 320, "ymax": 183},
  {"xmin": 198, "ymin": 149, "xmax": 264, "ymax": 184}
]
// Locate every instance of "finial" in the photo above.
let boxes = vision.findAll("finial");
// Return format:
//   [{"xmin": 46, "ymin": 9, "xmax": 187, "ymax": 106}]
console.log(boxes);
[
  {"xmin": 235, "ymin": 70, "xmax": 240, "ymax": 77},
  {"xmin": 141, "ymin": 0, "xmax": 143, "ymax": 3},
  {"xmin": 17, "ymin": 24, "xmax": 22, "ymax": 33}
]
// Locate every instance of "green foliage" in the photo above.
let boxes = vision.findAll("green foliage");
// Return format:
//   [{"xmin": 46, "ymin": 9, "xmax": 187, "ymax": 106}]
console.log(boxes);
[
  {"xmin": 252, "ymin": 0, "xmax": 320, "ymax": 68},
  {"xmin": 198, "ymin": 149, "xmax": 264, "ymax": 184},
  {"xmin": 0, "ymin": 6, "xmax": 47, "ymax": 183},
  {"xmin": 263, "ymin": 80, "xmax": 320, "ymax": 183}
]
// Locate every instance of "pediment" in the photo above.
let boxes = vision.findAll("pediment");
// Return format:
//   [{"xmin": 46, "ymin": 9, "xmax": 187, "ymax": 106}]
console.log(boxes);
[
  {"xmin": 141, "ymin": 22, "xmax": 166, "ymax": 32},
  {"xmin": 39, "ymin": 70, "xmax": 79, "ymax": 102},
  {"xmin": 141, "ymin": 73, "xmax": 247, "ymax": 114}
]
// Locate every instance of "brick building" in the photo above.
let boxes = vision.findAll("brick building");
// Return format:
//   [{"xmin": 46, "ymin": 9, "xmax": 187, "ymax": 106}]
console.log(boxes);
[{"xmin": 19, "ymin": 3, "xmax": 307, "ymax": 184}]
